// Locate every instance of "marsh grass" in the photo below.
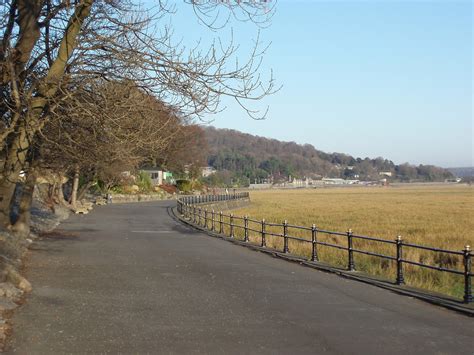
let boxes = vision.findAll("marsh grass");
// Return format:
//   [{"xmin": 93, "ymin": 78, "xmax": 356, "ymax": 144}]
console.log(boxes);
[{"xmin": 222, "ymin": 185, "xmax": 474, "ymax": 299}]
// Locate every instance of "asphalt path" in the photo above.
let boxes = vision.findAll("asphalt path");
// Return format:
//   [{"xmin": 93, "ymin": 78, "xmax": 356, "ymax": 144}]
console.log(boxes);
[{"xmin": 7, "ymin": 201, "xmax": 474, "ymax": 354}]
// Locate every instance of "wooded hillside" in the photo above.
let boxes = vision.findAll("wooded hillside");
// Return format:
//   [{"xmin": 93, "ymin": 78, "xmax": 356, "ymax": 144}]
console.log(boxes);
[{"xmin": 204, "ymin": 126, "xmax": 454, "ymax": 183}]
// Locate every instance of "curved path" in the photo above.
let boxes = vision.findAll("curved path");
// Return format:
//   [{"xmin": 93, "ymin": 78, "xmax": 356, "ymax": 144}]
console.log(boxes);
[{"xmin": 7, "ymin": 201, "xmax": 474, "ymax": 354}]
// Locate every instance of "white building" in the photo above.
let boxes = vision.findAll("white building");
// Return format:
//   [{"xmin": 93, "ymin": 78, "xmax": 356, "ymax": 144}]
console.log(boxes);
[
  {"xmin": 201, "ymin": 166, "xmax": 217, "ymax": 177},
  {"xmin": 140, "ymin": 168, "xmax": 163, "ymax": 185}
]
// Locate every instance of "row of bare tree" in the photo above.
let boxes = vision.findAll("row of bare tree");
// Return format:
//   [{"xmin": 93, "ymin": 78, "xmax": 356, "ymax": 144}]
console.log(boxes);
[{"xmin": 0, "ymin": 0, "xmax": 275, "ymax": 236}]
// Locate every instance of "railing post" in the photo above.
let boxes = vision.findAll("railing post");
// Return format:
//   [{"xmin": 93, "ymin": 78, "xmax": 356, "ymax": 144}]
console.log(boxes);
[
  {"xmin": 261, "ymin": 219, "xmax": 266, "ymax": 247},
  {"xmin": 198, "ymin": 207, "xmax": 202, "ymax": 226},
  {"xmin": 463, "ymin": 245, "xmax": 472, "ymax": 304},
  {"xmin": 396, "ymin": 236, "xmax": 405, "ymax": 285},
  {"xmin": 211, "ymin": 209, "xmax": 215, "ymax": 231},
  {"xmin": 244, "ymin": 216, "xmax": 249, "ymax": 242},
  {"xmin": 204, "ymin": 209, "xmax": 208, "ymax": 229},
  {"xmin": 230, "ymin": 213, "xmax": 234, "ymax": 238},
  {"xmin": 193, "ymin": 206, "xmax": 196, "ymax": 223},
  {"xmin": 347, "ymin": 228, "xmax": 355, "ymax": 271},
  {"xmin": 311, "ymin": 224, "xmax": 318, "ymax": 262},
  {"xmin": 219, "ymin": 211, "xmax": 223, "ymax": 234},
  {"xmin": 283, "ymin": 220, "xmax": 289, "ymax": 253}
]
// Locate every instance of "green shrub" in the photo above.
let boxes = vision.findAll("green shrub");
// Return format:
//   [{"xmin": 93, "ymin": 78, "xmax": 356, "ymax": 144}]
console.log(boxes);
[
  {"xmin": 192, "ymin": 180, "xmax": 203, "ymax": 191},
  {"xmin": 110, "ymin": 185, "xmax": 125, "ymax": 194},
  {"xmin": 137, "ymin": 171, "xmax": 153, "ymax": 192},
  {"xmin": 176, "ymin": 179, "xmax": 192, "ymax": 192}
]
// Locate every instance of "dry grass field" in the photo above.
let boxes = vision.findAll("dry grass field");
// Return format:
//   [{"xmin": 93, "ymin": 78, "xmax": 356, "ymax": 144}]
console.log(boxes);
[{"xmin": 226, "ymin": 184, "xmax": 473, "ymax": 299}]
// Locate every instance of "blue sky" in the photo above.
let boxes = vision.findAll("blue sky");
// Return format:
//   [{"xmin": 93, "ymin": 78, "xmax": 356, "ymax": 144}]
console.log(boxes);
[{"xmin": 168, "ymin": 1, "xmax": 472, "ymax": 167}]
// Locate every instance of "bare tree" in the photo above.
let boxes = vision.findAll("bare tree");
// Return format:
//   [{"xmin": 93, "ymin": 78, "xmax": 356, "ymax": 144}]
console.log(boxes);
[
  {"xmin": 155, "ymin": 124, "xmax": 208, "ymax": 178},
  {"xmin": 0, "ymin": 1, "xmax": 277, "ymax": 228},
  {"xmin": 38, "ymin": 79, "xmax": 185, "ymax": 201}
]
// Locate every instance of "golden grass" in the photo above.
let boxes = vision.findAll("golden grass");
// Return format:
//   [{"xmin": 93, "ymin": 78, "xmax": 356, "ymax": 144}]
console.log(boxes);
[{"xmin": 223, "ymin": 185, "xmax": 474, "ymax": 299}]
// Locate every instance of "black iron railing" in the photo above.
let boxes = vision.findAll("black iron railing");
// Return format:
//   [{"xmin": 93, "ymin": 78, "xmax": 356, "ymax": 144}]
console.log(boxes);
[{"xmin": 177, "ymin": 193, "xmax": 472, "ymax": 304}]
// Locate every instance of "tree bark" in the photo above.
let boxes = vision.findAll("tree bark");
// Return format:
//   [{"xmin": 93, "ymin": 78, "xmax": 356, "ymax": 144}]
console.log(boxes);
[
  {"xmin": 77, "ymin": 181, "xmax": 94, "ymax": 203},
  {"xmin": 70, "ymin": 165, "xmax": 79, "ymax": 209},
  {"xmin": 56, "ymin": 177, "xmax": 70, "ymax": 207},
  {"xmin": 11, "ymin": 169, "xmax": 36, "ymax": 237},
  {"xmin": 54, "ymin": 182, "xmax": 67, "ymax": 207},
  {"xmin": 0, "ymin": 181, "xmax": 17, "ymax": 228},
  {"xmin": 0, "ymin": 124, "xmax": 30, "ymax": 227}
]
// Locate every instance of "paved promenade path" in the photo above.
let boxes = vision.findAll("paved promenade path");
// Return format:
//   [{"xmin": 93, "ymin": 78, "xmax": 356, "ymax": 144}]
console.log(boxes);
[{"xmin": 7, "ymin": 201, "xmax": 474, "ymax": 354}]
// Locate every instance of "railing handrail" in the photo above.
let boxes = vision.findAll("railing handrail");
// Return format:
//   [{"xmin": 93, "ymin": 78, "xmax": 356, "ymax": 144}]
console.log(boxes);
[
  {"xmin": 176, "ymin": 193, "xmax": 472, "ymax": 304},
  {"xmin": 179, "ymin": 194, "xmax": 470, "ymax": 256}
]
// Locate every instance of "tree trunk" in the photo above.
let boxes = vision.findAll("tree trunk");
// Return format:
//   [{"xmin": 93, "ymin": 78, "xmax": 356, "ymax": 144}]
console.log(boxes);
[
  {"xmin": 11, "ymin": 169, "xmax": 36, "ymax": 237},
  {"xmin": 70, "ymin": 166, "xmax": 80, "ymax": 209},
  {"xmin": 0, "ymin": 181, "xmax": 17, "ymax": 228},
  {"xmin": 55, "ymin": 181, "xmax": 68, "ymax": 207},
  {"xmin": 77, "ymin": 181, "xmax": 94, "ymax": 202},
  {"xmin": 0, "ymin": 125, "xmax": 30, "ymax": 227}
]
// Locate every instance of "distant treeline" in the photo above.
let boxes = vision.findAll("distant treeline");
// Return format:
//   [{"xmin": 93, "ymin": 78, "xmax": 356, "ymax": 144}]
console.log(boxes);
[
  {"xmin": 448, "ymin": 167, "xmax": 474, "ymax": 178},
  {"xmin": 204, "ymin": 127, "xmax": 454, "ymax": 185}
]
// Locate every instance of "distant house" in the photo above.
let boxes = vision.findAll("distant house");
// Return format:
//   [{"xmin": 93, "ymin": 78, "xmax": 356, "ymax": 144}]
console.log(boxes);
[
  {"xmin": 287, "ymin": 177, "xmax": 314, "ymax": 187},
  {"xmin": 201, "ymin": 166, "xmax": 217, "ymax": 177},
  {"xmin": 445, "ymin": 178, "xmax": 462, "ymax": 183},
  {"xmin": 140, "ymin": 168, "xmax": 163, "ymax": 185},
  {"xmin": 322, "ymin": 178, "xmax": 345, "ymax": 185},
  {"xmin": 321, "ymin": 178, "xmax": 359, "ymax": 185},
  {"xmin": 163, "ymin": 171, "xmax": 173, "ymax": 182},
  {"xmin": 346, "ymin": 179, "xmax": 360, "ymax": 184}
]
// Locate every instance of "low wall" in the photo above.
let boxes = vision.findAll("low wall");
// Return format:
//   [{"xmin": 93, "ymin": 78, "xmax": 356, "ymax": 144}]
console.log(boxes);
[
  {"xmin": 249, "ymin": 183, "xmax": 273, "ymax": 189},
  {"xmin": 110, "ymin": 194, "xmax": 176, "ymax": 204}
]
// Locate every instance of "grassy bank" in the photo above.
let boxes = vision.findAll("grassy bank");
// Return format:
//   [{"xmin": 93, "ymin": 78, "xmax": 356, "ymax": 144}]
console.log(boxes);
[{"xmin": 227, "ymin": 185, "xmax": 473, "ymax": 299}]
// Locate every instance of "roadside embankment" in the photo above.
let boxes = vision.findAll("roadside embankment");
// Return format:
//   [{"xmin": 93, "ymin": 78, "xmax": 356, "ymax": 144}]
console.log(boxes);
[{"xmin": 0, "ymin": 194, "xmax": 69, "ymax": 351}]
